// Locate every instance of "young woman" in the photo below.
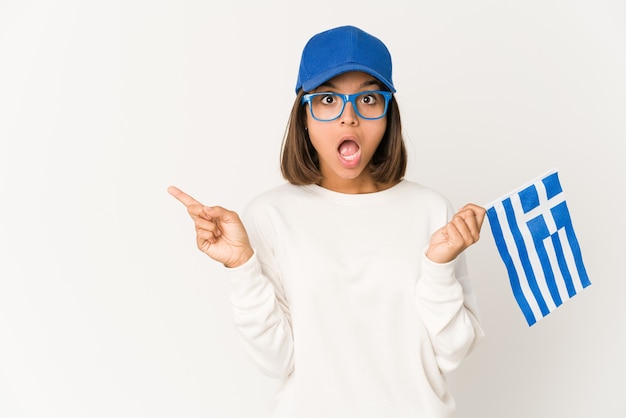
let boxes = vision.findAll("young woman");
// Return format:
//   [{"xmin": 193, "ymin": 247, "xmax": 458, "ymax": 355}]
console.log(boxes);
[{"xmin": 169, "ymin": 25, "xmax": 486, "ymax": 418}]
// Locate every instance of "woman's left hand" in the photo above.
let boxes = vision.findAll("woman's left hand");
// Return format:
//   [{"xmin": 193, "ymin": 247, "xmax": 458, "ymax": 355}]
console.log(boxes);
[{"xmin": 426, "ymin": 203, "xmax": 486, "ymax": 264}]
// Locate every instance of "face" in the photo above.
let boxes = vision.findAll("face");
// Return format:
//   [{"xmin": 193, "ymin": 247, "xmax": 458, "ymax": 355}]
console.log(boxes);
[{"xmin": 305, "ymin": 71, "xmax": 388, "ymax": 194}]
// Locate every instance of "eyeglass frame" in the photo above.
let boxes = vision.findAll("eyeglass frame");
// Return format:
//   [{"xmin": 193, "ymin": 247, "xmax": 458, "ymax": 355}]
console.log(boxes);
[{"xmin": 301, "ymin": 90, "xmax": 393, "ymax": 122}]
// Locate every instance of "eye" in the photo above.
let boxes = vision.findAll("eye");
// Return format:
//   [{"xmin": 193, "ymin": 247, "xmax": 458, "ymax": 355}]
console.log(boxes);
[
  {"xmin": 319, "ymin": 94, "xmax": 338, "ymax": 105},
  {"xmin": 359, "ymin": 93, "xmax": 378, "ymax": 105}
]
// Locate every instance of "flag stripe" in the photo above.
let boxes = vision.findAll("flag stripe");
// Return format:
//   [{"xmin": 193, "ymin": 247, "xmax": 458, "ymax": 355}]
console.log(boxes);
[
  {"xmin": 486, "ymin": 207, "xmax": 537, "ymax": 326},
  {"xmin": 496, "ymin": 196, "xmax": 547, "ymax": 321},
  {"xmin": 527, "ymin": 214, "xmax": 563, "ymax": 307},
  {"xmin": 551, "ymin": 231, "xmax": 577, "ymax": 298},
  {"xmin": 503, "ymin": 198, "xmax": 551, "ymax": 316},
  {"xmin": 545, "ymin": 231, "xmax": 573, "ymax": 301},
  {"xmin": 554, "ymin": 202, "xmax": 592, "ymax": 289},
  {"xmin": 534, "ymin": 225, "xmax": 563, "ymax": 307}
]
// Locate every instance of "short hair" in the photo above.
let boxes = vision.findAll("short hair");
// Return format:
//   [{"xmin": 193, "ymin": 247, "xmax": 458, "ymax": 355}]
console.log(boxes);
[{"xmin": 280, "ymin": 90, "xmax": 407, "ymax": 185}]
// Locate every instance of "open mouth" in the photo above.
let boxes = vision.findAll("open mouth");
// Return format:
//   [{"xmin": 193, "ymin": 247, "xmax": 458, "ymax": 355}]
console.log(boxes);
[{"xmin": 338, "ymin": 139, "xmax": 361, "ymax": 162}]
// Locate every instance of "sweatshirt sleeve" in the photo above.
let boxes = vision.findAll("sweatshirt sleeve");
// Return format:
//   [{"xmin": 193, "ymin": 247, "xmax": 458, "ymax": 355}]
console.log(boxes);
[
  {"xmin": 414, "ymin": 251, "xmax": 485, "ymax": 375},
  {"xmin": 224, "ymin": 202, "xmax": 294, "ymax": 379}
]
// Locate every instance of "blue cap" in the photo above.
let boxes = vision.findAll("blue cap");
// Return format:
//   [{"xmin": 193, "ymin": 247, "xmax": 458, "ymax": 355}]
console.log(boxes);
[{"xmin": 295, "ymin": 25, "xmax": 395, "ymax": 94}]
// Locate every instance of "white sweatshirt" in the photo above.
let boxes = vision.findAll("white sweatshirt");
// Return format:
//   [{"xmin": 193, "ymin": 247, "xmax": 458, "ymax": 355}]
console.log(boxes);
[{"xmin": 226, "ymin": 180, "xmax": 484, "ymax": 418}]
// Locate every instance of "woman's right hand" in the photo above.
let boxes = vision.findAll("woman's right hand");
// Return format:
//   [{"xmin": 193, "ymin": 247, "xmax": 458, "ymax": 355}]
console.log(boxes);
[{"xmin": 168, "ymin": 186, "xmax": 254, "ymax": 268}]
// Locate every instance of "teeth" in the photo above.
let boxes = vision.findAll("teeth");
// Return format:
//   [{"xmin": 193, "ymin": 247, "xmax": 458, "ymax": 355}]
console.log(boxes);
[{"xmin": 340, "ymin": 149, "xmax": 360, "ymax": 161}]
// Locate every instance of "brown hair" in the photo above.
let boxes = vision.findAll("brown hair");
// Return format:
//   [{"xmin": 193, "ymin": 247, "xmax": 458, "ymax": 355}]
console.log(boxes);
[{"xmin": 280, "ymin": 90, "xmax": 407, "ymax": 185}]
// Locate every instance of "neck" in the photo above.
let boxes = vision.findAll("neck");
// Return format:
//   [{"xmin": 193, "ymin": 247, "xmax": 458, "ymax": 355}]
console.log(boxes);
[{"xmin": 318, "ymin": 177, "xmax": 395, "ymax": 194}]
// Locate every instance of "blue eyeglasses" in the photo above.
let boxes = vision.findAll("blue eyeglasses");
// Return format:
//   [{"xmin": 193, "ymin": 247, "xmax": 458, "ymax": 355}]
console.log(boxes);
[{"xmin": 301, "ymin": 90, "xmax": 393, "ymax": 122}]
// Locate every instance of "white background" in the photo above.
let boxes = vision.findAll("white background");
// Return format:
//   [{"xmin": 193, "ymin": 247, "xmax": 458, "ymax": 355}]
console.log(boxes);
[{"xmin": 1, "ymin": 1, "xmax": 624, "ymax": 417}]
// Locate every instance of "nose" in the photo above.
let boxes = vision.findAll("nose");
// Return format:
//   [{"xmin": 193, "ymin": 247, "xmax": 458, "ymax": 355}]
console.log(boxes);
[{"xmin": 340, "ymin": 100, "xmax": 359, "ymax": 125}]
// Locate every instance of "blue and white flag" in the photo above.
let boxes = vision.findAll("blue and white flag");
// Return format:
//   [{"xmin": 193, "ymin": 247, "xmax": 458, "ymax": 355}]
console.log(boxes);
[{"xmin": 485, "ymin": 169, "xmax": 591, "ymax": 326}]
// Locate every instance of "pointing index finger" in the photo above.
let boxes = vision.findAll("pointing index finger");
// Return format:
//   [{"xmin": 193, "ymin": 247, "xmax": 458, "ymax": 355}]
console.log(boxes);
[{"xmin": 167, "ymin": 186, "xmax": 202, "ymax": 208}]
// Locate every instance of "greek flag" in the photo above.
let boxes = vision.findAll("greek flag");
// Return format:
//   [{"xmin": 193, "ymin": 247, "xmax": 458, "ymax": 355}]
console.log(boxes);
[{"xmin": 485, "ymin": 169, "xmax": 591, "ymax": 326}]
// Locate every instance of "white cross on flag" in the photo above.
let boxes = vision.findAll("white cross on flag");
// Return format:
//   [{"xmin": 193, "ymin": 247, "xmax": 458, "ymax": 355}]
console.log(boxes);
[{"xmin": 485, "ymin": 169, "xmax": 591, "ymax": 326}]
